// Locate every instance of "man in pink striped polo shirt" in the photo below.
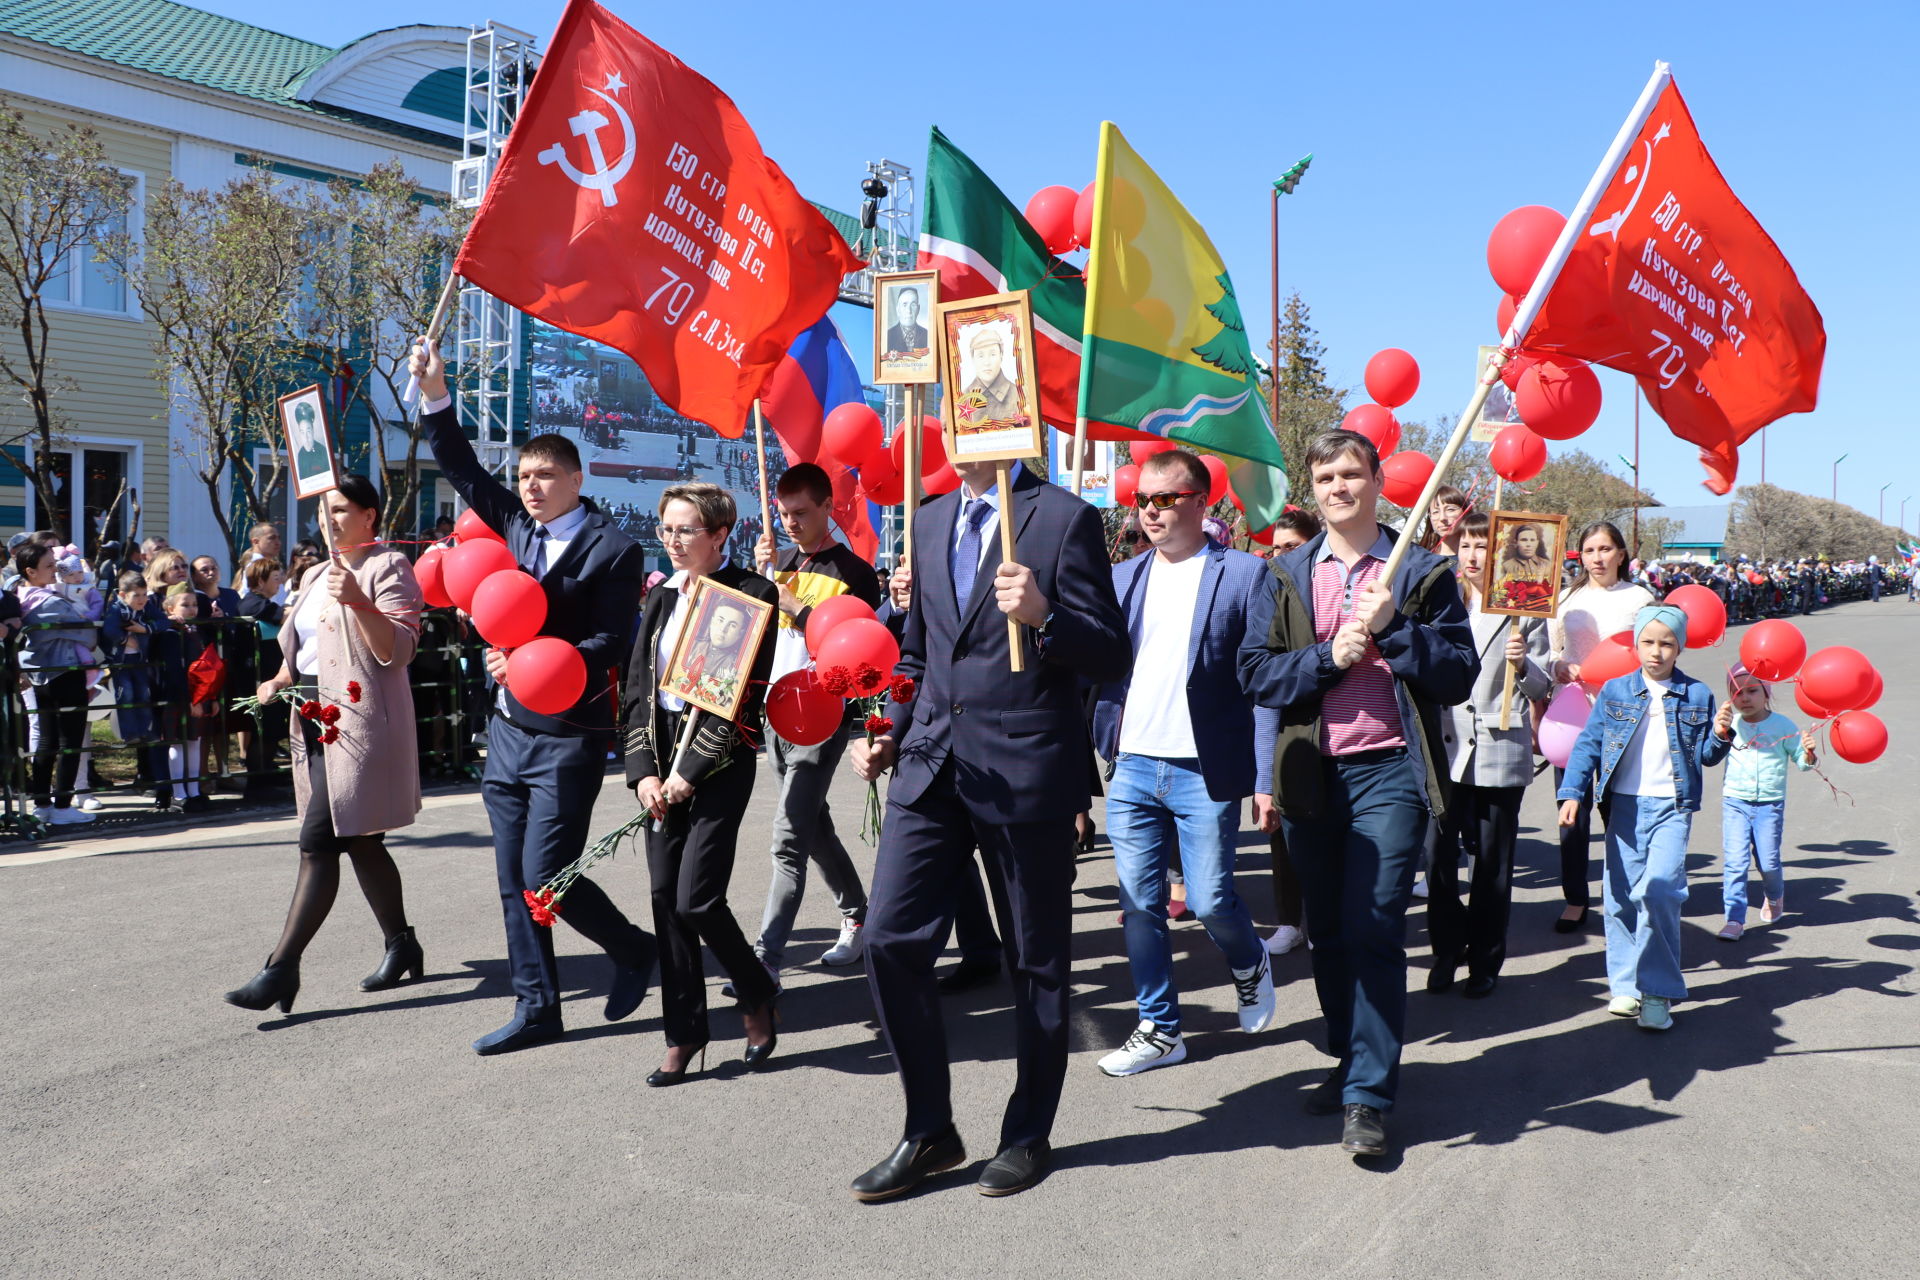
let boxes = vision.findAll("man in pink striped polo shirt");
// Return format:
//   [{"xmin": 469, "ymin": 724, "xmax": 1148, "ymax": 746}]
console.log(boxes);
[{"xmin": 1237, "ymin": 429, "xmax": 1478, "ymax": 1159}]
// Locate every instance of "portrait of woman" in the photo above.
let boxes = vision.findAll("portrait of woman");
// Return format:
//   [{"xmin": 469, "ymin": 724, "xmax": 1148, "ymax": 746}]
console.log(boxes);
[{"xmin": 1483, "ymin": 513, "xmax": 1566, "ymax": 618}]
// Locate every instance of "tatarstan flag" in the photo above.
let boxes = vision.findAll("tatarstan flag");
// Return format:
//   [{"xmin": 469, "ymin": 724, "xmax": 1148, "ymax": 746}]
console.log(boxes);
[
  {"xmin": 917, "ymin": 128, "xmax": 1145, "ymax": 444},
  {"xmin": 1077, "ymin": 122, "xmax": 1289, "ymax": 522}
]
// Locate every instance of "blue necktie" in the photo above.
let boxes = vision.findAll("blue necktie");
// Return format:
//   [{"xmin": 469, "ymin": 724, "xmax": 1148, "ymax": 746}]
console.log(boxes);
[
  {"xmin": 951, "ymin": 499, "xmax": 991, "ymax": 609},
  {"xmin": 533, "ymin": 524, "xmax": 553, "ymax": 578}
]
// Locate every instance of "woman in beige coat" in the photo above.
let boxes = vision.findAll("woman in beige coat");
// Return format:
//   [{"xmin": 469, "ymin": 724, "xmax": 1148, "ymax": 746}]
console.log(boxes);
[{"xmin": 226, "ymin": 475, "xmax": 426, "ymax": 1016}]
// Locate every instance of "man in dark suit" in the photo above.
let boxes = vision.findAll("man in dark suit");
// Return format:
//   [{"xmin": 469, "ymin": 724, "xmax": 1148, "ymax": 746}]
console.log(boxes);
[
  {"xmin": 409, "ymin": 340, "xmax": 656, "ymax": 1056},
  {"xmin": 883, "ymin": 286, "xmax": 928, "ymax": 355},
  {"xmin": 848, "ymin": 455, "xmax": 1129, "ymax": 1201}
]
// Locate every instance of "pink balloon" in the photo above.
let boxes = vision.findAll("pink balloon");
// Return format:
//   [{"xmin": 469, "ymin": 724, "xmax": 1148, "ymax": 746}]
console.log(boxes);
[{"xmin": 1538, "ymin": 684, "xmax": 1593, "ymax": 769}]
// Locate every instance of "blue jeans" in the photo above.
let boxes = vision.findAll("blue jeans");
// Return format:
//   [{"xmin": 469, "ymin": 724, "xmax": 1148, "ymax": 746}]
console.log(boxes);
[
  {"xmin": 1602, "ymin": 793, "xmax": 1692, "ymax": 1001},
  {"xmin": 1721, "ymin": 797, "xmax": 1785, "ymax": 922},
  {"xmin": 1280, "ymin": 749, "xmax": 1427, "ymax": 1110},
  {"xmin": 1108, "ymin": 754, "xmax": 1261, "ymax": 1034}
]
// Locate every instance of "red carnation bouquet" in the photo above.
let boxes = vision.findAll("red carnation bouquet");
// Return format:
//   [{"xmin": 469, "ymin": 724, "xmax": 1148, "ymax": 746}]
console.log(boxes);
[
  {"xmin": 816, "ymin": 666, "xmax": 916, "ymax": 842},
  {"xmin": 234, "ymin": 679, "xmax": 364, "ymax": 747},
  {"xmin": 523, "ymin": 809, "xmax": 652, "ymax": 927}
]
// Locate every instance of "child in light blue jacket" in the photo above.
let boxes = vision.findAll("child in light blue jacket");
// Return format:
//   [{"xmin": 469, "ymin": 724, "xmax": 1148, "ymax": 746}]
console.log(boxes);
[{"xmin": 1717, "ymin": 663, "xmax": 1817, "ymax": 941}]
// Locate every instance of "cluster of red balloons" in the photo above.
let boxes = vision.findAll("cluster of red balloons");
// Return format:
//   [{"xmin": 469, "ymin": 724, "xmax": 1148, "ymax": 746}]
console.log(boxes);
[
  {"xmin": 1736, "ymin": 621, "xmax": 1885, "ymax": 762},
  {"xmin": 413, "ymin": 513, "xmax": 583, "ymax": 716},
  {"xmin": 764, "ymin": 596, "xmax": 905, "ymax": 746},
  {"xmin": 1112, "ymin": 438, "xmax": 1232, "ymax": 513},
  {"xmin": 817, "ymin": 404, "xmax": 957, "ymax": 508},
  {"xmin": 1484, "ymin": 206, "xmax": 1603, "ymax": 450},
  {"xmin": 1331, "ymin": 349, "xmax": 1435, "ymax": 509}
]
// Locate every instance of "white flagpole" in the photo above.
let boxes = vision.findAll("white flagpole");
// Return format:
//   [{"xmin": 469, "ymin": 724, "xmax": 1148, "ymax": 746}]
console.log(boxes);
[{"xmin": 1377, "ymin": 60, "xmax": 1672, "ymax": 584}]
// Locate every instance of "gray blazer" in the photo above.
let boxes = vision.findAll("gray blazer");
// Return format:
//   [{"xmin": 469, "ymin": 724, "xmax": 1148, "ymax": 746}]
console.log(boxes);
[{"xmin": 1439, "ymin": 606, "xmax": 1551, "ymax": 788}]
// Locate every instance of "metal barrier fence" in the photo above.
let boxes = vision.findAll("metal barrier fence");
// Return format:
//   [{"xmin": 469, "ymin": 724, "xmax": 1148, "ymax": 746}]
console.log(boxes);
[{"xmin": 1, "ymin": 609, "xmax": 492, "ymax": 840}]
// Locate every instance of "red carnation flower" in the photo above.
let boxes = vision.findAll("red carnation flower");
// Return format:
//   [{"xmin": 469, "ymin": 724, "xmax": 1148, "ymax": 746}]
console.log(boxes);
[
  {"xmin": 864, "ymin": 714, "xmax": 894, "ymax": 737},
  {"xmin": 299, "ymin": 700, "xmax": 322, "ymax": 720},
  {"xmin": 319, "ymin": 704, "xmax": 341, "ymax": 725},
  {"xmin": 853, "ymin": 663, "xmax": 884, "ymax": 695},
  {"xmin": 889, "ymin": 676, "xmax": 917, "ymax": 704},
  {"xmin": 346, "ymin": 681, "xmax": 363, "ymax": 704},
  {"xmin": 317, "ymin": 726, "xmax": 341, "ymax": 746},
  {"xmin": 818, "ymin": 666, "xmax": 853, "ymax": 695},
  {"xmin": 522, "ymin": 888, "xmax": 558, "ymax": 928}
]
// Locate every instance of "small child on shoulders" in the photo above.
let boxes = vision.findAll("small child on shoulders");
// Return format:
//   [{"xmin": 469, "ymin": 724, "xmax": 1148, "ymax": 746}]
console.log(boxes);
[{"xmin": 1715, "ymin": 662, "xmax": 1817, "ymax": 941}]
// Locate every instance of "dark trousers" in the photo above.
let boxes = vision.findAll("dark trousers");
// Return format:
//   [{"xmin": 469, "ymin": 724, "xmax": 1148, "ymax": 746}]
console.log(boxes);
[
  {"xmin": 29, "ymin": 670, "xmax": 88, "ymax": 808},
  {"xmin": 1553, "ymin": 765, "xmax": 1594, "ymax": 908},
  {"xmin": 1281, "ymin": 749, "xmax": 1426, "ymax": 1112},
  {"xmin": 942, "ymin": 855, "xmax": 1004, "ymax": 964},
  {"xmin": 1426, "ymin": 783, "xmax": 1524, "ymax": 978},
  {"xmin": 484, "ymin": 717, "xmax": 651, "ymax": 1024},
  {"xmin": 645, "ymin": 743, "xmax": 773, "ymax": 1046},
  {"xmin": 864, "ymin": 764, "xmax": 1075, "ymax": 1149},
  {"xmin": 1269, "ymin": 824, "xmax": 1303, "ymax": 929}
]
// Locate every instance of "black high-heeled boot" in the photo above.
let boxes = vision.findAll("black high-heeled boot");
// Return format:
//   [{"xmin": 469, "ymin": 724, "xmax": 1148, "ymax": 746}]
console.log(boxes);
[
  {"xmin": 360, "ymin": 927, "xmax": 425, "ymax": 991},
  {"xmin": 742, "ymin": 997, "xmax": 780, "ymax": 1070},
  {"xmin": 224, "ymin": 956, "xmax": 300, "ymax": 1014}
]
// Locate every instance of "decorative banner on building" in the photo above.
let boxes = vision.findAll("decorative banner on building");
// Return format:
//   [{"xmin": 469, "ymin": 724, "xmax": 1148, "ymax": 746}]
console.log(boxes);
[{"xmin": 454, "ymin": 0, "xmax": 862, "ymax": 438}]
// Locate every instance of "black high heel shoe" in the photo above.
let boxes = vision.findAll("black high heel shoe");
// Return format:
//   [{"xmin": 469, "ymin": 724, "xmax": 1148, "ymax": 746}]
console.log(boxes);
[
  {"xmin": 742, "ymin": 997, "xmax": 780, "ymax": 1070},
  {"xmin": 225, "ymin": 956, "xmax": 300, "ymax": 1014},
  {"xmin": 361, "ymin": 927, "xmax": 425, "ymax": 992},
  {"xmin": 646, "ymin": 1043, "xmax": 707, "ymax": 1087}
]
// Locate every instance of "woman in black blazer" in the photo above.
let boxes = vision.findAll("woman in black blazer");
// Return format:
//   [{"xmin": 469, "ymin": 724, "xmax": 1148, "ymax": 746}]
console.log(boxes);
[{"xmin": 623, "ymin": 482, "xmax": 780, "ymax": 1085}]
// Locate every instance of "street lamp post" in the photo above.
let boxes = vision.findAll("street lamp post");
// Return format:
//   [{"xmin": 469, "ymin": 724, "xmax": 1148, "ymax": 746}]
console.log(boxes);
[
  {"xmin": 1881, "ymin": 482, "xmax": 1892, "ymax": 525},
  {"xmin": 1618, "ymin": 453, "xmax": 1641, "ymax": 554},
  {"xmin": 1833, "ymin": 453, "xmax": 1848, "ymax": 504},
  {"xmin": 1904, "ymin": 496, "xmax": 1913, "ymax": 533}
]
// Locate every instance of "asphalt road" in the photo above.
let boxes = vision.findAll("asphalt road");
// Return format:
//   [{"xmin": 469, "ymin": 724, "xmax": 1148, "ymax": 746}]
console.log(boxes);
[{"xmin": 4, "ymin": 600, "xmax": 1916, "ymax": 1278}]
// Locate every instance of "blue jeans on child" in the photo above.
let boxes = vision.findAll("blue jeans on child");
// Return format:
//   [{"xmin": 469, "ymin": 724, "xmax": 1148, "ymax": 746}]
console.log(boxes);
[
  {"xmin": 1721, "ymin": 797, "xmax": 1785, "ymax": 923},
  {"xmin": 1602, "ymin": 793, "xmax": 1692, "ymax": 1002},
  {"xmin": 1107, "ymin": 754, "xmax": 1262, "ymax": 1035},
  {"xmin": 114, "ymin": 666, "xmax": 156, "ymax": 742}
]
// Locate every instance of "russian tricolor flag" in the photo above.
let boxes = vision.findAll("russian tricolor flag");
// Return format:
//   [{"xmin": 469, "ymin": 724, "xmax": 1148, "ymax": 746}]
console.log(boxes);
[{"xmin": 760, "ymin": 315, "xmax": 878, "ymax": 560}]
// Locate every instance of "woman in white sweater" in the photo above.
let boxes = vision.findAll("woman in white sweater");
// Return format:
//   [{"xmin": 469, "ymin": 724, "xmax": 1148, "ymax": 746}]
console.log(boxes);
[{"xmin": 1546, "ymin": 521, "xmax": 1655, "ymax": 932}]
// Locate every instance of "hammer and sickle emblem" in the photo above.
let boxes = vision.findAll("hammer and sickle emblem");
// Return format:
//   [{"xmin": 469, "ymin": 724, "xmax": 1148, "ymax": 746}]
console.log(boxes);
[{"xmin": 537, "ymin": 84, "xmax": 637, "ymax": 208}]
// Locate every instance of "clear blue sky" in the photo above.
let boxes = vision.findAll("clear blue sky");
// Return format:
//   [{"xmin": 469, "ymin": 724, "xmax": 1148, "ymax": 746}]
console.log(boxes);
[{"xmin": 207, "ymin": 0, "xmax": 1919, "ymax": 526}]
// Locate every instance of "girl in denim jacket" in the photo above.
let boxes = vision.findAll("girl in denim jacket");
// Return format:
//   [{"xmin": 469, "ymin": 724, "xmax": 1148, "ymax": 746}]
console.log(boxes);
[{"xmin": 1556, "ymin": 604, "xmax": 1732, "ymax": 1031}]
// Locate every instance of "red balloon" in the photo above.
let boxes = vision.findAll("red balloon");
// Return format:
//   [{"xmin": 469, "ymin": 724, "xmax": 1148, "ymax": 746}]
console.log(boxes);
[
  {"xmin": 822, "ymin": 402, "xmax": 886, "ymax": 471},
  {"xmin": 826, "ymin": 461, "xmax": 858, "ymax": 512},
  {"xmin": 1793, "ymin": 682, "xmax": 1832, "ymax": 721},
  {"xmin": 804, "ymin": 594, "xmax": 878, "ymax": 656},
  {"xmin": 1201, "ymin": 454, "xmax": 1229, "ymax": 506},
  {"xmin": 1113, "ymin": 463, "xmax": 1141, "ymax": 508},
  {"xmin": 1664, "ymin": 584, "xmax": 1727, "ymax": 649},
  {"xmin": 1489, "ymin": 424, "xmax": 1548, "ymax": 483},
  {"xmin": 1799, "ymin": 646, "xmax": 1876, "ymax": 714},
  {"xmin": 1858, "ymin": 667, "xmax": 1884, "ymax": 711},
  {"xmin": 1487, "ymin": 205, "xmax": 1566, "ymax": 297},
  {"xmin": 1379, "ymin": 450, "xmax": 1434, "ymax": 508},
  {"xmin": 1499, "ymin": 349, "xmax": 1548, "ymax": 392},
  {"xmin": 454, "ymin": 507, "xmax": 505, "ymax": 545},
  {"xmin": 1363, "ymin": 349, "xmax": 1420, "ymax": 408},
  {"xmin": 1342, "ymin": 404, "xmax": 1400, "ymax": 460},
  {"xmin": 923, "ymin": 462, "xmax": 961, "ymax": 496},
  {"xmin": 415, "ymin": 546, "xmax": 453, "ymax": 609},
  {"xmin": 1025, "ymin": 185, "xmax": 1081, "ymax": 257},
  {"xmin": 765, "ymin": 669, "xmax": 844, "ymax": 747},
  {"xmin": 505, "ymin": 636, "xmax": 585, "ymax": 715},
  {"xmin": 888, "ymin": 416, "xmax": 946, "ymax": 478},
  {"xmin": 1072, "ymin": 181, "xmax": 1096, "ymax": 252},
  {"xmin": 469, "ymin": 569, "xmax": 548, "ymax": 648},
  {"xmin": 1249, "ymin": 523, "xmax": 1277, "ymax": 546},
  {"xmin": 1517, "ymin": 358, "xmax": 1602, "ymax": 441},
  {"xmin": 1739, "ymin": 619, "xmax": 1806, "ymax": 683},
  {"xmin": 1129, "ymin": 439, "xmax": 1177, "ymax": 467},
  {"xmin": 862, "ymin": 466, "xmax": 906, "ymax": 506},
  {"xmin": 814, "ymin": 618, "xmax": 900, "ymax": 696},
  {"xmin": 1829, "ymin": 710, "xmax": 1887, "ymax": 764},
  {"xmin": 1579, "ymin": 636, "xmax": 1640, "ymax": 688},
  {"xmin": 444, "ymin": 538, "xmax": 518, "ymax": 612},
  {"xmin": 1495, "ymin": 293, "xmax": 1520, "ymax": 339}
]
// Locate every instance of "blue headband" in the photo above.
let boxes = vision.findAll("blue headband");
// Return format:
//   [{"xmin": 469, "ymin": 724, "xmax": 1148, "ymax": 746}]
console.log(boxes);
[{"xmin": 1634, "ymin": 603, "xmax": 1688, "ymax": 648}]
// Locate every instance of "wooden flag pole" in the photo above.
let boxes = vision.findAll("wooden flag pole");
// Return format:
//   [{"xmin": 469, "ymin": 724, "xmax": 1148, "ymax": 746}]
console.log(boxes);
[
  {"xmin": 1070, "ymin": 415, "xmax": 1089, "ymax": 495},
  {"xmin": 903, "ymin": 385, "xmax": 922, "ymax": 564},
  {"xmin": 404, "ymin": 272, "xmax": 464, "ymax": 409},
  {"xmin": 1498, "ymin": 644, "xmax": 1519, "ymax": 730},
  {"xmin": 752, "ymin": 399, "xmax": 773, "ymax": 554},
  {"xmin": 997, "ymin": 460, "xmax": 1024, "ymax": 672},
  {"xmin": 1376, "ymin": 62, "xmax": 1670, "ymax": 589}
]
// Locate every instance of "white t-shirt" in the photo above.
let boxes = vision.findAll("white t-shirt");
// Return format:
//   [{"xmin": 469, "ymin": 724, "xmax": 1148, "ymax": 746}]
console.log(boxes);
[
  {"xmin": 1117, "ymin": 552, "xmax": 1206, "ymax": 758},
  {"xmin": 288, "ymin": 581, "xmax": 329, "ymax": 677},
  {"xmin": 1552, "ymin": 580, "xmax": 1656, "ymax": 671},
  {"xmin": 654, "ymin": 570, "xmax": 697, "ymax": 713},
  {"xmin": 1610, "ymin": 672, "xmax": 1676, "ymax": 797}
]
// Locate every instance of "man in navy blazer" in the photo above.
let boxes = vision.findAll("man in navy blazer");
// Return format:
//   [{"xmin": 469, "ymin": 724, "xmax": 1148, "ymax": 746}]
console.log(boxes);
[
  {"xmin": 411, "ymin": 341, "xmax": 655, "ymax": 1057},
  {"xmin": 1087, "ymin": 449, "xmax": 1281, "ymax": 1078},
  {"xmin": 847, "ymin": 456, "xmax": 1128, "ymax": 1201}
]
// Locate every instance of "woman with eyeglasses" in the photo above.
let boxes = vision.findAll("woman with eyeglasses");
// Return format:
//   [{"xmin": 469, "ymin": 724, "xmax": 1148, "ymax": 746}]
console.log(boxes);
[{"xmin": 623, "ymin": 483, "xmax": 780, "ymax": 1085}]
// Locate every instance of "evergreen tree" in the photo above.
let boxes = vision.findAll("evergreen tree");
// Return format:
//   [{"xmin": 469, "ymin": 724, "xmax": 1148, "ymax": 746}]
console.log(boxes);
[
  {"xmin": 1264, "ymin": 291, "xmax": 1348, "ymax": 508},
  {"xmin": 1191, "ymin": 273, "xmax": 1254, "ymax": 376}
]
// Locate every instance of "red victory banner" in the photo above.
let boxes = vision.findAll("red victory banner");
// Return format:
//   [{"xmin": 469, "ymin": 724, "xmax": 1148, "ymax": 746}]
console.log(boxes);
[
  {"xmin": 1525, "ymin": 75, "xmax": 1825, "ymax": 493},
  {"xmin": 454, "ymin": 0, "xmax": 863, "ymax": 436}
]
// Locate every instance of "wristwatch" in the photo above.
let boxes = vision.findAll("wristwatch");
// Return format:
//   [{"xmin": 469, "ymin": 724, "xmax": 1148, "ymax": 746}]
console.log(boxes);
[{"xmin": 1037, "ymin": 611, "xmax": 1056, "ymax": 638}]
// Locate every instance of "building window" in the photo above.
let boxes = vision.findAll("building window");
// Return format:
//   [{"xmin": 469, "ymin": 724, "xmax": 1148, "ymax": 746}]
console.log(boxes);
[{"xmin": 45, "ymin": 171, "xmax": 142, "ymax": 317}]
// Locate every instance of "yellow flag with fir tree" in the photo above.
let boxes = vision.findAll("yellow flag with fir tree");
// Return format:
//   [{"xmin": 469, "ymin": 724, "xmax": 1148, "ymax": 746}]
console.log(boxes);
[{"xmin": 1078, "ymin": 122, "xmax": 1288, "ymax": 522}]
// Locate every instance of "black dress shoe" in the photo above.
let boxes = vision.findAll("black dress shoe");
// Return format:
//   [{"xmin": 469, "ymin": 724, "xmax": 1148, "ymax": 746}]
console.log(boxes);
[
  {"xmin": 1463, "ymin": 973, "xmax": 1499, "ymax": 999},
  {"xmin": 742, "ymin": 997, "xmax": 779, "ymax": 1070},
  {"xmin": 361, "ymin": 927, "xmax": 424, "ymax": 991},
  {"xmin": 1341, "ymin": 1104, "xmax": 1388, "ymax": 1156},
  {"xmin": 1426, "ymin": 955, "xmax": 1459, "ymax": 993},
  {"xmin": 645, "ymin": 1044, "xmax": 706, "ymax": 1087},
  {"xmin": 1303, "ymin": 1066, "xmax": 1345, "ymax": 1116},
  {"xmin": 472, "ymin": 1014, "xmax": 564, "ymax": 1056},
  {"xmin": 1553, "ymin": 906, "xmax": 1590, "ymax": 934},
  {"xmin": 936, "ymin": 959, "xmax": 1001, "ymax": 994},
  {"xmin": 605, "ymin": 955, "xmax": 655, "ymax": 1022},
  {"xmin": 977, "ymin": 1141, "xmax": 1051, "ymax": 1197},
  {"xmin": 224, "ymin": 956, "xmax": 299, "ymax": 1014},
  {"xmin": 850, "ymin": 1128, "xmax": 966, "ymax": 1203}
]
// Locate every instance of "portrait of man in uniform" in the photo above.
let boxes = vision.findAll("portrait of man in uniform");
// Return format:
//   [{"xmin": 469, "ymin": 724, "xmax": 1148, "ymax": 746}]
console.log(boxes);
[
  {"xmin": 279, "ymin": 385, "xmax": 338, "ymax": 499},
  {"xmin": 935, "ymin": 291, "xmax": 1045, "ymax": 462},
  {"xmin": 661, "ymin": 577, "xmax": 776, "ymax": 719},
  {"xmin": 875, "ymin": 270, "xmax": 941, "ymax": 385}
]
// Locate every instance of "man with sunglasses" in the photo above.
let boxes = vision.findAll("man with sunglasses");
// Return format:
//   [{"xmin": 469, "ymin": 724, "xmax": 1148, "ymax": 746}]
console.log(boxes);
[{"xmin": 1089, "ymin": 450, "xmax": 1281, "ymax": 1077}]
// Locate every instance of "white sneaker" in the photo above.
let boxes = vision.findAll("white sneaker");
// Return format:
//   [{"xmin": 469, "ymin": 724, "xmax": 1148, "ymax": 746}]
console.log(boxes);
[
  {"xmin": 1097, "ymin": 1020, "xmax": 1186, "ymax": 1076},
  {"xmin": 820, "ymin": 919, "xmax": 865, "ymax": 966},
  {"xmin": 1411, "ymin": 876, "xmax": 1430, "ymax": 899},
  {"xmin": 1232, "ymin": 953, "xmax": 1277, "ymax": 1034},
  {"xmin": 1637, "ymin": 995, "xmax": 1674, "ymax": 1031},
  {"xmin": 1264, "ymin": 924, "xmax": 1304, "ymax": 956},
  {"xmin": 78, "ymin": 796, "xmax": 103, "ymax": 812},
  {"xmin": 46, "ymin": 807, "xmax": 94, "ymax": 826},
  {"xmin": 1607, "ymin": 995, "xmax": 1642, "ymax": 1017}
]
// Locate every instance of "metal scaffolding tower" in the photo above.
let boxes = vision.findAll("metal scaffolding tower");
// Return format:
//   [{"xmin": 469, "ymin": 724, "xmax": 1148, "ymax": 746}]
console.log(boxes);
[
  {"xmin": 452, "ymin": 22, "xmax": 538, "ymax": 476},
  {"xmin": 852, "ymin": 161, "xmax": 917, "ymax": 563}
]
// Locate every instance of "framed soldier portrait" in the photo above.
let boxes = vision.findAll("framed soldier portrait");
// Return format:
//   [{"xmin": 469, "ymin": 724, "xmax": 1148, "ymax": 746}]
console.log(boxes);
[
  {"xmin": 874, "ymin": 270, "xmax": 939, "ymax": 385},
  {"xmin": 279, "ymin": 384, "xmax": 338, "ymax": 500},
  {"xmin": 1481, "ymin": 510, "xmax": 1569, "ymax": 618},
  {"xmin": 1472, "ymin": 345, "xmax": 1524, "ymax": 444},
  {"xmin": 934, "ymin": 290, "xmax": 1045, "ymax": 465},
  {"xmin": 659, "ymin": 575, "xmax": 775, "ymax": 720}
]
